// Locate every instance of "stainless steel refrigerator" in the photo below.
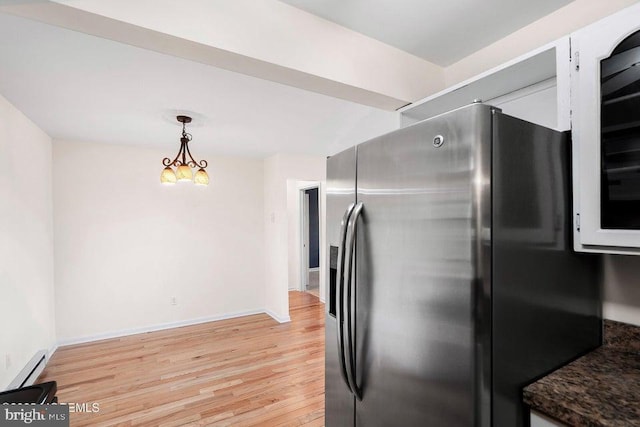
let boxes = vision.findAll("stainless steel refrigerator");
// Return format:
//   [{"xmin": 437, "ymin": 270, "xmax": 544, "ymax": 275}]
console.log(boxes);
[{"xmin": 325, "ymin": 104, "xmax": 601, "ymax": 427}]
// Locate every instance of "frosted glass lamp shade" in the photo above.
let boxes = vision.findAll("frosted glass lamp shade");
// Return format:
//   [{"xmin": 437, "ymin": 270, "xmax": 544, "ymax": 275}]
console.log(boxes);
[
  {"xmin": 194, "ymin": 168, "xmax": 209, "ymax": 186},
  {"xmin": 160, "ymin": 166, "xmax": 177, "ymax": 184},
  {"xmin": 176, "ymin": 164, "xmax": 193, "ymax": 181}
]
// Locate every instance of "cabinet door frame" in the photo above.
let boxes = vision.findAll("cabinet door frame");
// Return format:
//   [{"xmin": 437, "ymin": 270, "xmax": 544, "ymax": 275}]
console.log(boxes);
[{"xmin": 572, "ymin": 3, "xmax": 640, "ymax": 253}]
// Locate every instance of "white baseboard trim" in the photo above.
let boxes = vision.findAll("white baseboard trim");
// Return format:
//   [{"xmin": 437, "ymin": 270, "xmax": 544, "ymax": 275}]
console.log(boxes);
[
  {"xmin": 264, "ymin": 309, "xmax": 291, "ymax": 324},
  {"xmin": 57, "ymin": 308, "xmax": 266, "ymax": 347}
]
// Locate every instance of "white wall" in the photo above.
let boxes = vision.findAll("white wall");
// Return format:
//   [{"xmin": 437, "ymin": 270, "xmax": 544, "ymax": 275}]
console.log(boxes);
[
  {"xmin": 491, "ymin": 79, "xmax": 559, "ymax": 130},
  {"xmin": 603, "ymin": 256, "xmax": 640, "ymax": 326},
  {"xmin": 263, "ymin": 154, "xmax": 326, "ymax": 321},
  {"xmin": 53, "ymin": 140, "xmax": 265, "ymax": 343},
  {"xmin": 0, "ymin": 94, "xmax": 56, "ymax": 389}
]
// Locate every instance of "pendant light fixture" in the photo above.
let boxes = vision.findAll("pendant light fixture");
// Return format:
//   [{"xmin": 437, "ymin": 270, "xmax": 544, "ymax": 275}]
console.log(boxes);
[{"xmin": 161, "ymin": 115, "xmax": 209, "ymax": 186}]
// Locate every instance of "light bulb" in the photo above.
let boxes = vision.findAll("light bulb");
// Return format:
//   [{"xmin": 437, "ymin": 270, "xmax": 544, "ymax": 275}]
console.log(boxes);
[
  {"xmin": 176, "ymin": 164, "xmax": 193, "ymax": 181},
  {"xmin": 160, "ymin": 166, "xmax": 177, "ymax": 185},
  {"xmin": 194, "ymin": 168, "xmax": 209, "ymax": 186}
]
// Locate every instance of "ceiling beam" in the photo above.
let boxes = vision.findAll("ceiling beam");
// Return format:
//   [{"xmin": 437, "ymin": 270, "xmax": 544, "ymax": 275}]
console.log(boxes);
[{"xmin": 0, "ymin": 0, "xmax": 445, "ymax": 111}]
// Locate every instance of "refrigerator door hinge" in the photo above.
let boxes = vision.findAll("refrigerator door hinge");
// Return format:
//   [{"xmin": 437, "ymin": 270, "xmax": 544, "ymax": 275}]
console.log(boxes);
[{"xmin": 575, "ymin": 213, "xmax": 581, "ymax": 232}]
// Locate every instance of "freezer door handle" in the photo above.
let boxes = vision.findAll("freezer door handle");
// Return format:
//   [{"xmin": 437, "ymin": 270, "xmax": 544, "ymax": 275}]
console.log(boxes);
[
  {"xmin": 336, "ymin": 202, "xmax": 355, "ymax": 394},
  {"xmin": 344, "ymin": 201, "xmax": 364, "ymax": 400}
]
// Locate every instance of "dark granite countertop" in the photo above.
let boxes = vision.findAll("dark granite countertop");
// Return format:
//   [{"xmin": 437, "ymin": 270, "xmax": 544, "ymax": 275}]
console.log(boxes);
[{"xmin": 523, "ymin": 320, "xmax": 640, "ymax": 426}]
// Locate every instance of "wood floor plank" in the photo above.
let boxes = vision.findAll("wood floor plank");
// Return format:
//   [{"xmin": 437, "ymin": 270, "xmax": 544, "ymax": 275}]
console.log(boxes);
[{"xmin": 39, "ymin": 291, "xmax": 325, "ymax": 426}]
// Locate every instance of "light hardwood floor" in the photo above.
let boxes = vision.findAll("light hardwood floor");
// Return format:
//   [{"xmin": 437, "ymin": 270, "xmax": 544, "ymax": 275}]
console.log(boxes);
[{"xmin": 39, "ymin": 291, "xmax": 325, "ymax": 426}]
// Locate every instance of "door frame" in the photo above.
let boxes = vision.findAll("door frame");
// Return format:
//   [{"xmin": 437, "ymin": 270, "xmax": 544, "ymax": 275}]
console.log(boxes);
[
  {"xmin": 302, "ymin": 192, "xmax": 310, "ymax": 290},
  {"xmin": 298, "ymin": 182, "xmax": 321, "ymax": 294}
]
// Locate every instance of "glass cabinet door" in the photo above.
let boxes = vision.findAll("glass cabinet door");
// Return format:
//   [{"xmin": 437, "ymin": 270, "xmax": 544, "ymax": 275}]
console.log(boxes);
[
  {"xmin": 600, "ymin": 30, "xmax": 640, "ymax": 230},
  {"xmin": 571, "ymin": 4, "xmax": 640, "ymax": 253}
]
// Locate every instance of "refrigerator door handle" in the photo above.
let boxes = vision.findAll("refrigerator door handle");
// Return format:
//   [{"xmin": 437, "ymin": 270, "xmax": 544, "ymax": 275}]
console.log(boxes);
[
  {"xmin": 336, "ymin": 202, "xmax": 356, "ymax": 394},
  {"xmin": 344, "ymin": 201, "xmax": 364, "ymax": 400}
]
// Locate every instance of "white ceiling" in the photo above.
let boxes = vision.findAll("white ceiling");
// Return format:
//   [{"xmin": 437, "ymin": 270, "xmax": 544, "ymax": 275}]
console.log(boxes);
[
  {"xmin": 0, "ymin": 12, "xmax": 396, "ymax": 157},
  {"xmin": 0, "ymin": 1, "xmax": 579, "ymax": 157},
  {"xmin": 280, "ymin": 0, "xmax": 573, "ymax": 66}
]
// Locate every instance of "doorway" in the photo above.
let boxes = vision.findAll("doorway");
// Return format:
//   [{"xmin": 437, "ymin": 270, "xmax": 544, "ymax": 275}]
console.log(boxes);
[{"xmin": 301, "ymin": 186, "xmax": 320, "ymax": 298}]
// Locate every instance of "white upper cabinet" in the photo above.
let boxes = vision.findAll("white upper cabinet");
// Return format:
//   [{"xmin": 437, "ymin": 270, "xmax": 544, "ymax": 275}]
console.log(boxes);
[
  {"xmin": 400, "ymin": 39, "xmax": 571, "ymax": 130},
  {"xmin": 571, "ymin": 3, "xmax": 640, "ymax": 254}
]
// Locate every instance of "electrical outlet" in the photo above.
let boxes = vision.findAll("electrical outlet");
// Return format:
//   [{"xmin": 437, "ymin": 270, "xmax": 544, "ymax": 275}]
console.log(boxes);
[{"xmin": 171, "ymin": 296, "xmax": 177, "ymax": 306}]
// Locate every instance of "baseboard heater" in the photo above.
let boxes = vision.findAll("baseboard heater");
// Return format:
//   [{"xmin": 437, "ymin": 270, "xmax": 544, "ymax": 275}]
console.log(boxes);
[{"xmin": 6, "ymin": 350, "xmax": 48, "ymax": 391}]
